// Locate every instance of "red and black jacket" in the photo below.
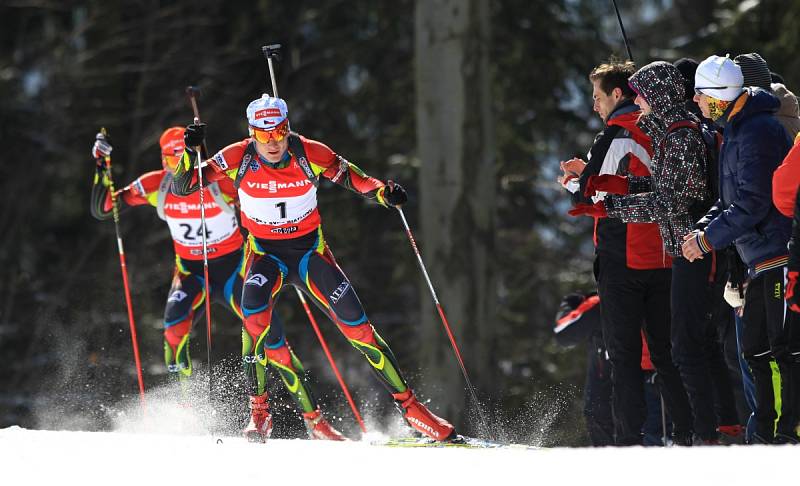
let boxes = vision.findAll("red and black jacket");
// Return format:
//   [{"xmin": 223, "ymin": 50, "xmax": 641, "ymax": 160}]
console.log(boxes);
[{"xmin": 573, "ymin": 100, "xmax": 670, "ymax": 269}]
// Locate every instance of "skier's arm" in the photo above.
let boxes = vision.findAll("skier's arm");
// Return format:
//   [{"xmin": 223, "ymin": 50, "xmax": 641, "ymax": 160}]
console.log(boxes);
[
  {"xmin": 171, "ymin": 148, "xmax": 228, "ymax": 197},
  {"xmin": 89, "ymin": 137, "xmax": 149, "ymax": 220},
  {"xmin": 90, "ymin": 169, "xmax": 163, "ymax": 220},
  {"xmin": 305, "ymin": 139, "xmax": 391, "ymax": 204},
  {"xmin": 171, "ymin": 123, "xmax": 226, "ymax": 196}
]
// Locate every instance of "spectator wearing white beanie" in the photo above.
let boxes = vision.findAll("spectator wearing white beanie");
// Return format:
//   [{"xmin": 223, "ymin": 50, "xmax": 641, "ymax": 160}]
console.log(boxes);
[
  {"xmin": 693, "ymin": 55, "xmax": 745, "ymax": 121},
  {"xmin": 695, "ymin": 55, "xmax": 744, "ymax": 101}
]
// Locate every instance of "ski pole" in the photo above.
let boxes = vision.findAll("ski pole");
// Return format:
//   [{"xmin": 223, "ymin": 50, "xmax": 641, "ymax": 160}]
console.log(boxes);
[
  {"xmin": 262, "ymin": 44, "xmax": 282, "ymax": 97},
  {"xmin": 185, "ymin": 87, "xmax": 215, "ymax": 398},
  {"xmin": 186, "ymin": 86, "xmax": 210, "ymax": 160},
  {"xmin": 260, "ymin": 43, "xmax": 367, "ymax": 429},
  {"xmin": 99, "ymin": 128, "xmax": 146, "ymax": 409},
  {"xmin": 294, "ymin": 288, "xmax": 367, "ymax": 433},
  {"xmin": 610, "ymin": 0, "xmax": 634, "ymax": 62},
  {"xmin": 395, "ymin": 205, "xmax": 491, "ymax": 435}
]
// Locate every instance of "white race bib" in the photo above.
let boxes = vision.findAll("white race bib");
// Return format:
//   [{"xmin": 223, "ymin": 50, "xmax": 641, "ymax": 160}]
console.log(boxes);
[
  {"xmin": 239, "ymin": 185, "xmax": 318, "ymax": 227},
  {"xmin": 166, "ymin": 212, "xmax": 239, "ymax": 247}
]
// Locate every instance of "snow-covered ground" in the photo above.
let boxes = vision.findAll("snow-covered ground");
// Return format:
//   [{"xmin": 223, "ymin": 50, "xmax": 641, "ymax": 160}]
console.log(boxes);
[
  {"xmin": 3, "ymin": 382, "xmax": 797, "ymax": 485},
  {"xmin": 2, "ymin": 424, "xmax": 798, "ymax": 485}
]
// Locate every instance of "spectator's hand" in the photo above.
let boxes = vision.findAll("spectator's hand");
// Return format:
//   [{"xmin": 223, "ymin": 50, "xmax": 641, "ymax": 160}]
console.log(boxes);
[
  {"xmin": 184, "ymin": 123, "xmax": 206, "ymax": 149},
  {"xmin": 786, "ymin": 271, "xmax": 800, "ymax": 313},
  {"xmin": 568, "ymin": 201, "xmax": 607, "ymax": 218},
  {"xmin": 682, "ymin": 231, "xmax": 710, "ymax": 262},
  {"xmin": 560, "ymin": 158, "xmax": 586, "ymax": 177},
  {"xmin": 584, "ymin": 174, "xmax": 629, "ymax": 197},
  {"xmin": 383, "ymin": 181, "xmax": 408, "ymax": 207}
]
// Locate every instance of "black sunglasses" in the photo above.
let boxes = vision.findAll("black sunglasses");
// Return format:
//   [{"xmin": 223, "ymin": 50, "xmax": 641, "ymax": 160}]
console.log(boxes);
[{"xmin": 694, "ymin": 86, "xmax": 738, "ymax": 96}]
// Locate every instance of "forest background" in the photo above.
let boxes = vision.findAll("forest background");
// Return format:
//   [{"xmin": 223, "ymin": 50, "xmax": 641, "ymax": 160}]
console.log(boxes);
[{"xmin": 2, "ymin": 0, "xmax": 797, "ymax": 446}]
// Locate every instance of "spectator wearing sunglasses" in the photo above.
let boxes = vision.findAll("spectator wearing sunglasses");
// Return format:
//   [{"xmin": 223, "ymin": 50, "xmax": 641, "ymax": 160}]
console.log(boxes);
[{"xmin": 683, "ymin": 55, "xmax": 797, "ymax": 444}]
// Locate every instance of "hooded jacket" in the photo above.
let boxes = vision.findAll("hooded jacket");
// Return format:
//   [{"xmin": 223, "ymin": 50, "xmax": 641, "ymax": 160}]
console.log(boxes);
[
  {"xmin": 697, "ymin": 88, "xmax": 792, "ymax": 275},
  {"xmin": 604, "ymin": 61, "xmax": 710, "ymax": 257}
]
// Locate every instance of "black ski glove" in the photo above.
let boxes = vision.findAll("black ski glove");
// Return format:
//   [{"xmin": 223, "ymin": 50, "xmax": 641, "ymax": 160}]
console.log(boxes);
[
  {"xmin": 184, "ymin": 123, "xmax": 206, "ymax": 149},
  {"xmin": 383, "ymin": 181, "xmax": 408, "ymax": 207}
]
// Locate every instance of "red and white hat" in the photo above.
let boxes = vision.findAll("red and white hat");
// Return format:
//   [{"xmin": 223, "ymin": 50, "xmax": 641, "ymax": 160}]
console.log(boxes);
[
  {"xmin": 159, "ymin": 126, "xmax": 185, "ymax": 155},
  {"xmin": 246, "ymin": 94, "xmax": 289, "ymax": 129}
]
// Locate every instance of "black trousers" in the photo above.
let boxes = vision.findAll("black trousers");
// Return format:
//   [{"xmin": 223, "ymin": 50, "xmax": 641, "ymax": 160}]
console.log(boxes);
[
  {"xmin": 706, "ymin": 252, "xmax": 743, "ymax": 426},
  {"xmin": 583, "ymin": 333, "xmax": 614, "ymax": 446},
  {"xmin": 741, "ymin": 267, "xmax": 800, "ymax": 439},
  {"xmin": 670, "ymin": 256, "xmax": 724, "ymax": 440},
  {"xmin": 597, "ymin": 257, "xmax": 692, "ymax": 445}
]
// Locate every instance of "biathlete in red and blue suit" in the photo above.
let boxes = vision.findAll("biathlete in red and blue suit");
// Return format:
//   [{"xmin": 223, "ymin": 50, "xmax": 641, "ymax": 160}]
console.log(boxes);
[{"xmin": 171, "ymin": 94, "xmax": 456, "ymax": 442}]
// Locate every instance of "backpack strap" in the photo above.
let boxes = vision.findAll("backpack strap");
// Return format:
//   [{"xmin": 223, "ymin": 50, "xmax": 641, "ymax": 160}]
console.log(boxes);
[
  {"xmin": 207, "ymin": 182, "xmax": 235, "ymax": 214},
  {"xmin": 666, "ymin": 120, "xmax": 699, "ymax": 134},
  {"xmin": 660, "ymin": 120, "xmax": 699, "ymax": 151},
  {"xmin": 288, "ymin": 132, "xmax": 319, "ymax": 188},
  {"xmin": 156, "ymin": 172, "xmax": 174, "ymax": 221},
  {"xmin": 233, "ymin": 142, "xmax": 259, "ymax": 190}
]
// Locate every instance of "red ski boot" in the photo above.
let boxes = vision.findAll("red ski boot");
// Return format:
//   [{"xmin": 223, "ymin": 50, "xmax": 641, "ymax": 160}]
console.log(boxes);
[
  {"xmin": 392, "ymin": 390, "xmax": 455, "ymax": 441},
  {"xmin": 302, "ymin": 409, "xmax": 348, "ymax": 441},
  {"xmin": 243, "ymin": 393, "xmax": 273, "ymax": 443}
]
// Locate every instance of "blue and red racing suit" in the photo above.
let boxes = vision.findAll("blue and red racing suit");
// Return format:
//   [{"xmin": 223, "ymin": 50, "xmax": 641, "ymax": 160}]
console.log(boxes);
[{"xmin": 172, "ymin": 135, "xmax": 411, "ymax": 397}]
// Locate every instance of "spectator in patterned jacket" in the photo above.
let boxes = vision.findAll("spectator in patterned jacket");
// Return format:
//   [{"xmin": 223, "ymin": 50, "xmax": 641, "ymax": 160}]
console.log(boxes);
[{"xmin": 582, "ymin": 60, "xmax": 728, "ymax": 445}]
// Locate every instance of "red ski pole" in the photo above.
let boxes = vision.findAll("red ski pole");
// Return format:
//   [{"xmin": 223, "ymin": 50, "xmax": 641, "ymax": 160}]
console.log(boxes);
[
  {"xmin": 395, "ymin": 205, "xmax": 490, "ymax": 434},
  {"xmin": 99, "ymin": 128, "xmax": 146, "ymax": 409},
  {"xmin": 294, "ymin": 288, "xmax": 367, "ymax": 433}
]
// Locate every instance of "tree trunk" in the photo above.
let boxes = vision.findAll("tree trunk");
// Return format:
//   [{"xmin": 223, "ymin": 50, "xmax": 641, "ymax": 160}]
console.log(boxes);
[{"xmin": 414, "ymin": 0, "xmax": 496, "ymax": 432}]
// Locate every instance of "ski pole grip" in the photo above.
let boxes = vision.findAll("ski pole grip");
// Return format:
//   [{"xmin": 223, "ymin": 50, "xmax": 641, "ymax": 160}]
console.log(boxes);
[{"xmin": 262, "ymin": 44, "xmax": 282, "ymax": 60}]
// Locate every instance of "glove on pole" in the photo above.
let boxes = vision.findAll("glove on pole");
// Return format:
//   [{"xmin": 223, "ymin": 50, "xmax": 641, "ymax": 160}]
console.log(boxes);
[
  {"xmin": 185, "ymin": 87, "xmax": 215, "ymax": 398},
  {"xmin": 98, "ymin": 128, "xmax": 146, "ymax": 409},
  {"xmin": 395, "ymin": 205, "xmax": 492, "ymax": 437},
  {"xmin": 261, "ymin": 43, "xmax": 366, "ymax": 430}
]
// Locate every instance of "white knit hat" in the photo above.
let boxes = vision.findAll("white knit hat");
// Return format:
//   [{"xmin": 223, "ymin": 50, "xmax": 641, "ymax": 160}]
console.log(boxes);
[
  {"xmin": 695, "ymin": 55, "xmax": 744, "ymax": 101},
  {"xmin": 246, "ymin": 94, "xmax": 288, "ymax": 129}
]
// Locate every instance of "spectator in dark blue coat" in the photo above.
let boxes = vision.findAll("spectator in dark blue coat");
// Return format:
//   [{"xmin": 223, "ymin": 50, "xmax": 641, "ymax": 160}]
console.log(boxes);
[{"xmin": 683, "ymin": 54, "xmax": 795, "ymax": 444}]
